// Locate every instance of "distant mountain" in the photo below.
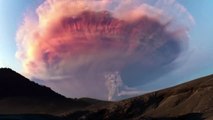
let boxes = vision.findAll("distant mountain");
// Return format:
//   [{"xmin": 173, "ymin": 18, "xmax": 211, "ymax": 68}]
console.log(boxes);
[
  {"xmin": 0, "ymin": 68, "xmax": 104, "ymax": 115},
  {"xmin": 66, "ymin": 74, "xmax": 213, "ymax": 120}
]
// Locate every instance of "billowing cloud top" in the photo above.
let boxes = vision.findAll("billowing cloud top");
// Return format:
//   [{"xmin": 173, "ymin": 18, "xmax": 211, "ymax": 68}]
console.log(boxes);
[{"xmin": 16, "ymin": 0, "xmax": 194, "ymax": 100}]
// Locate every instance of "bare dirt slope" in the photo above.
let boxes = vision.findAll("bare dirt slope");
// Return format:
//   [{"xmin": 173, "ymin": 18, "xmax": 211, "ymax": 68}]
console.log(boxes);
[{"xmin": 66, "ymin": 74, "xmax": 213, "ymax": 120}]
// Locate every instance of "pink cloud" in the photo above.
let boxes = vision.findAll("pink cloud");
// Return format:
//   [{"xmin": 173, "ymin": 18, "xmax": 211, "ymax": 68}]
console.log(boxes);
[{"xmin": 16, "ymin": 0, "xmax": 194, "ymax": 100}]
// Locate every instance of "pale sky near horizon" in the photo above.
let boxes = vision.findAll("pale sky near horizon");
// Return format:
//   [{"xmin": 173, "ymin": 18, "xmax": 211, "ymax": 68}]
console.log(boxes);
[{"xmin": 0, "ymin": 0, "xmax": 213, "ymax": 98}]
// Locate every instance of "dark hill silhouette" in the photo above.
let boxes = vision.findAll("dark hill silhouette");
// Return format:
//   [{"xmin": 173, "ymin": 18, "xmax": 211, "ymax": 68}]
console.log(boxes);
[
  {"xmin": 0, "ymin": 68, "xmax": 104, "ymax": 115},
  {"xmin": 0, "ymin": 68, "xmax": 64, "ymax": 98}
]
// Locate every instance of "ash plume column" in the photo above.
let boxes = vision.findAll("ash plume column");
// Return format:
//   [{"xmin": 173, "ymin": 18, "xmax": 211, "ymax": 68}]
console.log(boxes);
[
  {"xmin": 104, "ymin": 71, "xmax": 140, "ymax": 101},
  {"xmin": 16, "ymin": 0, "xmax": 194, "ymax": 100},
  {"xmin": 105, "ymin": 71, "xmax": 123, "ymax": 101}
]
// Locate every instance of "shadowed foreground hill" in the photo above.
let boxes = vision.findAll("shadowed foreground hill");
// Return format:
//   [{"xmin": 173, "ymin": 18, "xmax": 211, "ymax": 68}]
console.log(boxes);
[
  {"xmin": 0, "ymin": 68, "xmax": 103, "ymax": 115},
  {"xmin": 0, "ymin": 68, "xmax": 64, "ymax": 98}
]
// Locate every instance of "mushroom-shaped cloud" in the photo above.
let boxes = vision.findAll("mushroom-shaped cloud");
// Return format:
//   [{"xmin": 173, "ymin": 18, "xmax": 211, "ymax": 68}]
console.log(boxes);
[{"xmin": 16, "ymin": 0, "xmax": 194, "ymax": 100}]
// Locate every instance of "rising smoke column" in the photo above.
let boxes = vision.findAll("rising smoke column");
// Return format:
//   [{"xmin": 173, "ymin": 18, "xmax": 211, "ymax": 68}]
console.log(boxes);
[{"xmin": 16, "ymin": 0, "xmax": 194, "ymax": 100}]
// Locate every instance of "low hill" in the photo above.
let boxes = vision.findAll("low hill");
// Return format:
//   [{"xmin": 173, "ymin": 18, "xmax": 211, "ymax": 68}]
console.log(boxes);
[
  {"xmin": 0, "ymin": 68, "xmax": 103, "ymax": 115},
  {"xmin": 66, "ymin": 74, "xmax": 213, "ymax": 120}
]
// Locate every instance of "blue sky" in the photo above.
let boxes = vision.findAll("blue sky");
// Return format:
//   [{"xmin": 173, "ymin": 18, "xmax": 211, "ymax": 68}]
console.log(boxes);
[
  {"xmin": 0, "ymin": 0, "xmax": 213, "ymax": 93},
  {"xmin": 0, "ymin": 0, "xmax": 43, "ymax": 71}
]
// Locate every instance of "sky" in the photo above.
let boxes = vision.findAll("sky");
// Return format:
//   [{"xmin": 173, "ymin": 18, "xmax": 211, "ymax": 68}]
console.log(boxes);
[{"xmin": 0, "ymin": 0, "xmax": 213, "ymax": 101}]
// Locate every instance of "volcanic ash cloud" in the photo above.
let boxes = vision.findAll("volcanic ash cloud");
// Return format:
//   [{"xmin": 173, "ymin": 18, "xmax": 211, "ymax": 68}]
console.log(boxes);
[{"xmin": 16, "ymin": 0, "xmax": 194, "ymax": 100}]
